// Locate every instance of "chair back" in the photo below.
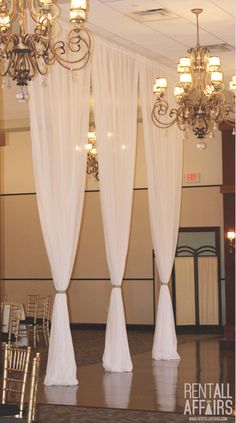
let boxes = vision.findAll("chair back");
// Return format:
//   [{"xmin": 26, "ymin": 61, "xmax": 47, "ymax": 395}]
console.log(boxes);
[
  {"xmin": 2, "ymin": 344, "xmax": 31, "ymax": 418},
  {"xmin": 26, "ymin": 295, "xmax": 39, "ymax": 320},
  {"xmin": 27, "ymin": 353, "xmax": 40, "ymax": 423},
  {"xmin": 37, "ymin": 296, "xmax": 51, "ymax": 322},
  {"xmin": 7, "ymin": 304, "xmax": 22, "ymax": 345}
]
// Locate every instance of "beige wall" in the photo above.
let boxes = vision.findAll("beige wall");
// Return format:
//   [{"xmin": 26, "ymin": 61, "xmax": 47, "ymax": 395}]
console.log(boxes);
[{"xmin": 0, "ymin": 122, "xmax": 224, "ymax": 324}]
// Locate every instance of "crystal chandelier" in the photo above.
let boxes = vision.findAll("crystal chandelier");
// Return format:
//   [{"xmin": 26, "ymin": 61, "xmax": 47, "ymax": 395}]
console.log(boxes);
[
  {"xmin": 0, "ymin": 0, "xmax": 91, "ymax": 99},
  {"xmin": 85, "ymin": 131, "xmax": 99, "ymax": 181},
  {"xmin": 152, "ymin": 8, "xmax": 235, "ymax": 148}
]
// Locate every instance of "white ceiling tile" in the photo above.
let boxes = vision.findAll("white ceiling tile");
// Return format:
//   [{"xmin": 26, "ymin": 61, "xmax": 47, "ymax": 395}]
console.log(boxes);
[
  {"xmin": 99, "ymin": 0, "xmax": 164, "ymax": 14},
  {"xmin": 199, "ymin": 21, "xmax": 235, "ymax": 47},
  {"xmin": 146, "ymin": 18, "xmax": 225, "ymax": 48},
  {"xmin": 88, "ymin": 0, "xmax": 121, "ymax": 18},
  {"xmin": 207, "ymin": 0, "xmax": 235, "ymax": 16}
]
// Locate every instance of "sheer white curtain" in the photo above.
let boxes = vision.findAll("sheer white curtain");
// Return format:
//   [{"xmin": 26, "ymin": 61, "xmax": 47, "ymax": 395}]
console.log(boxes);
[
  {"xmin": 28, "ymin": 63, "xmax": 90, "ymax": 385},
  {"xmin": 139, "ymin": 58, "xmax": 183, "ymax": 360},
  {"xmin": 92, "ymin": 38, "xmax": 138, "ymax": 372}
]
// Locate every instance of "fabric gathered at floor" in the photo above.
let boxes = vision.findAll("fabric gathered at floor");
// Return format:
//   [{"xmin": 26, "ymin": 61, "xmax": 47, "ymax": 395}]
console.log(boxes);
[
  {"xmin": 92, "ymin": 38, "xmax": 139, "ymax": 373},
  {"xmin": 29, "ymin": 60, "xmax": 90, "ymax": 385}
]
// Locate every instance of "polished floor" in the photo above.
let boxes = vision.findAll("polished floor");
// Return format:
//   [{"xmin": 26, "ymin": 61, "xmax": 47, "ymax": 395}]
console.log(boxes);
[{"xmin": 36, "ymin": 329, "xmax": 235, "ymax": 417}]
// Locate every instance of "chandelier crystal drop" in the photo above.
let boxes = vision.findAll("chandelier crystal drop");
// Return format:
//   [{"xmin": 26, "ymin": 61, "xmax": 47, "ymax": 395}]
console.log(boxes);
[
  {"xmin": 0, "ymin": 0, "xmax": 91, "ymax": 100},
  {"xmin": 152, "ymin": 8, "xmax": 235, "ymax": 143}
]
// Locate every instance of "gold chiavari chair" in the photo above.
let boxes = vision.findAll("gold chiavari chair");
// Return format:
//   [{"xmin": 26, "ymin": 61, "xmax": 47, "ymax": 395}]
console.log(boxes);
[
  {"xmin": 0, "ymin": 351, "xmax": 40, "ymax": 423},
  {"xmin": 34, "ymin": 296, "xmax": 51, "ymax": 346},
  {"xmin": 20, "ymin": 295, "xmax": 51, "ymax": 347},
  {"xmin": 1, "ymin": 304, "xmax": 22, "ymax": 345},
  {"xmin": 19, "ymin": 296, "xmax": 38, "ymax": 348},
  {"xmin": 26, "ymin": 352, "xmax": 40, "ymax": 423},
  {"xmin": 0, "ymin": 344, "xmax": 31, "ymax": 418}
]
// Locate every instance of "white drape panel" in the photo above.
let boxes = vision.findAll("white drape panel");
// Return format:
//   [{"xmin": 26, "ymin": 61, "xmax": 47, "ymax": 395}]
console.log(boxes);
[
  {"xmin": 139, "ymin": 59, "xmax": 183, "ymax": 360},
  {"xmin": 92, "ymin": 38, "xmax": 138, "ymax": 372},
  {"xmin": 29, "ymin": 63, "xmax": 90, "ymax": 385}
]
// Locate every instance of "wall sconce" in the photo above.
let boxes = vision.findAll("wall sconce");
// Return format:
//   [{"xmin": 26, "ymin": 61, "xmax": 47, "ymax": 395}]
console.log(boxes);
[{"xmin": 227, "ymin": 231, "xmax": 235, "ymax": 254}]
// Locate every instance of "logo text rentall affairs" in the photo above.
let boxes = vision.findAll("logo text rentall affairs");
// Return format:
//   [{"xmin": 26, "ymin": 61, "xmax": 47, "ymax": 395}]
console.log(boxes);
[{"xmin": 184, "ymin": 383, "xmax": 233, "ymax": 416}]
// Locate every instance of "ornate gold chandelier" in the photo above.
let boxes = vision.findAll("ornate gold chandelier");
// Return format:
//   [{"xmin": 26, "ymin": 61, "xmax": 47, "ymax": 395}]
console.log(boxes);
[
  {"xmin": 152, "ymin": 8, "xmax": 235, "ymax": 148},
  {"xmin": 0, "ymin": 0, "xmax": 91, "ymax": 99},
  {"xmin": 85, "ymin": 131, "xmax": 99, "ymax": 181}
]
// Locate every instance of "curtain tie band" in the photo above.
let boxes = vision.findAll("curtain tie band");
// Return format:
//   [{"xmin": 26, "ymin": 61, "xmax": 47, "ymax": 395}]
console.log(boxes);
[
  {"xmin": 56, "ymin": 290, "xmax": 66, "ymax": 294},
  {"xmin": 112, "ymin": 286, "xmax": 121, "ymax": 288},
  {"xmin": 161, "ymin": 283, "xmax": 167, "ymax": 285}
]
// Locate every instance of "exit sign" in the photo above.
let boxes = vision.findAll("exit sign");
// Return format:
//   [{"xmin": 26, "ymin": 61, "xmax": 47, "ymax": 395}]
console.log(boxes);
[{"xmin": 185, "ymin": 173, "xmax": 200, "ymax": 183}]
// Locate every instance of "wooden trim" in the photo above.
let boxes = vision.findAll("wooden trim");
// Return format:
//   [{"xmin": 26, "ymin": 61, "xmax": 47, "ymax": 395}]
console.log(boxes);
[
  {"xmin": 70, "ymin": 323, "xmax": 155, "ymax": 331},
  {"xmin": 220, "ymin": 185, "xmax": 235, "ymax": 194},
  {"xmin": 219, "ymin": 122, "xmax": 235, "ymax": 131},
  {"xmin": 223, "ymin": 325, "xmax": 235, "ymax": 340},
  {"xmin": 0, "ymin": 131, "xmax": 6, "ymax": 146}
]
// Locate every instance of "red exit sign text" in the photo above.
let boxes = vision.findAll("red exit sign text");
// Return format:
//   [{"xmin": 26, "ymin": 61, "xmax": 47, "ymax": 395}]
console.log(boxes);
[{"xmin": 185, "ymin": 173, "xmax": 200, "ymax": 183}]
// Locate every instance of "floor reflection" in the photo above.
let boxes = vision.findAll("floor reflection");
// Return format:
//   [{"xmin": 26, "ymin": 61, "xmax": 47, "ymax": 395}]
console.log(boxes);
[
  {"xmin": 38, "ymin": 335, "xmax": 235, "ymax": 415},
  {"xmin": 152, "ymin": 359, "xmax": 180, "ymax": 412},
  {"xmin": 103, "ymin": 372, "xmax": 133, "ymax": 408}
]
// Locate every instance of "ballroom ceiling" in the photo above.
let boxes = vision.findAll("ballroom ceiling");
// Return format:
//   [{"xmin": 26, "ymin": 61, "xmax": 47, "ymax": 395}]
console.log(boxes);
[{"xmin": 0, "ymin": 0, "xmax": 235, "ymax": 129}]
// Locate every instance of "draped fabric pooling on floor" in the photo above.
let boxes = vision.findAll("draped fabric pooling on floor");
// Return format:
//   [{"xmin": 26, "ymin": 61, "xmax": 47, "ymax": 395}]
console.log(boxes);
[
  {"xmin": 92, "ymin": 38, "xmax": 139, "ymax": 372},
  {"xmin": 139, "ymin": 59, "xmax": 183, "ymax": 360},
  {"xmin": 29, "ymin": 61, "xmax": 91, "ymax": 385}
]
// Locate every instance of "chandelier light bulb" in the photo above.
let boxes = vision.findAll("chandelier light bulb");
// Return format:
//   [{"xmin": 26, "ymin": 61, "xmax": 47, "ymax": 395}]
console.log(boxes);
[
  {"xmin": 179, "ymin": 57, "xmax": 191, "ymax": 68},
  {"xmin": 84, "ymin": 143, "xmax": 92, "ymax": 151},
  {"xmin": 157, "ymin": 78, "xmax": 167, "ymax": 88},
  {"xmin": 211, "ymin": 71, "xmax": 223, "ymax": 84},
  {"xmin": 174, "ymin": 86, "xmax": 184, "ymax": 97},
  {"xmin": 71, "ymin": 0, "xmax": 87, "ymax": 8},
  {"xmin": 180, "ymin": 73, "xmax": 192, "ymax": 84},
  {"xmin": 209, "ymin": 56, "xmax": 220, "ymax": 66},
  {"xmin": 209, "ymin": 56, "xmax": 220, "ymax": 69},
  {"xmin": 70, "ymin": 0, "xmax": 87, "ymax": 23},
  {"xmin": 229, "ymin": 76, "xmax": 236, "ymax": 93}
]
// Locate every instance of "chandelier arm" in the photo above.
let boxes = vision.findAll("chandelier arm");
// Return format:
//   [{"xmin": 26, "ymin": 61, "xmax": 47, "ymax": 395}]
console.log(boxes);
[
  {"xmin": 0, "ymin": 34, "xmax": 18, "ymax": 77},
  {"xmin": 29, "ymin": 0, "xmax": 60, "ymax": 24},
  {"xmin": 216, "ymin": 103, "xmax": 235, "ymax": 126},
  {"xmin": 27, "ymin": 35, "xmax": 51, "ymax": 75},
  {"xmin": 0, "ymin": 35, "xmax": 7, "ymax": 56},
  {"xmin": 0, "ymin": 53, "xmax": 12, "ymax": 77},
  {"xmin": 19, "ymin": 0, "xmax": 27, "ymax": 36},
  {"xmin": 50, "ymin": 28, "xmax": 91, "ymax": 71},
  {"xmin": 1, "ymin": 0, "xmax": 18, "ymax": 26},
  {"xmin": 151, "ymin": 100, "xmax": 187, "ymax": 130}
]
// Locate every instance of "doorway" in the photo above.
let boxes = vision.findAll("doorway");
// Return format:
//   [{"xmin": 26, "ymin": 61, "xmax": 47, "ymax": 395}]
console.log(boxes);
[{"xmin": 172, "ymin": 227, "xmax": 222, "ymax": 333}]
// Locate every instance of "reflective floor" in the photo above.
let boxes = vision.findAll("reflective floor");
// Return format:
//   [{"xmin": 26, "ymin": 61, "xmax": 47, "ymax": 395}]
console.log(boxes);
[{"xmin": 38, "ymin": 334, "xmax": 235, "ymax": 416}]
